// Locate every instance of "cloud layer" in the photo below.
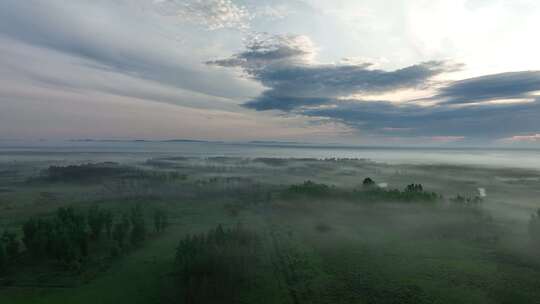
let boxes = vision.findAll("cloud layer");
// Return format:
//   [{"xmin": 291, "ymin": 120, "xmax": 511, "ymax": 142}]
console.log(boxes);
[
  {"xmin": 209, "ymin": 32, "xmax": 540, "ymax": 141},
  {"xmin": 2, "ymin": 0, "xmax": 540, "ymax": 144},
  {"xmin": 435, "ymin": 71, "xmax": 540, "ymax": 104},
  {"xmin": 157, "ymin": 0, "xmax": 251, "ymax": 30},
  {"xmin": 209, "ymin": 34, "xmax": 460, "ymax": 110}
]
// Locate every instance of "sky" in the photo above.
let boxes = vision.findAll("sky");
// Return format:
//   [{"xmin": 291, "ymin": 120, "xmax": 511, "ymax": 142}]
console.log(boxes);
[{"xmin": 1, "ymin": 0, "xmax": 540, "ymax": 146}]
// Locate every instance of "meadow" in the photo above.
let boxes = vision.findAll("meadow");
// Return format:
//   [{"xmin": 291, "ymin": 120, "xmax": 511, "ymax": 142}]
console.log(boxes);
[{"xmin": 1, "ymin": 156, "xmax": 540, "ymax": 303}]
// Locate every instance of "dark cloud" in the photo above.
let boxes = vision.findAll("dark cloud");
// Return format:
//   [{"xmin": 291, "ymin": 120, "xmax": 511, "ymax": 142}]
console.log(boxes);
[
  {"xmin": 305, "ymin": 99, "xmax": 540, "ymax": 139},
  {"xmin": 208, "ymin": 33, "xmax": 540, "ymax": 140},
  {"xmin": 208, "ymin": 34, "xmax": 460, "ymax": 110},
  {"xmin": 244, "ymin": 93, "xmax": 333, "ymax": 111},
  {"xmin": 435, "ymin": 71, "xmax": 540, "ymax": 104},
  {"xmin": 207, "ymin": 33, "xmax": 314, "ymax": 68}
]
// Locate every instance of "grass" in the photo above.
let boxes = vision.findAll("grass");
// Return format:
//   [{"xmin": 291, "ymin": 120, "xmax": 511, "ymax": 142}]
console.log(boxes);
[{"xmin": 2, "ymin": 157, "xmax": 540, "ymax": 303}]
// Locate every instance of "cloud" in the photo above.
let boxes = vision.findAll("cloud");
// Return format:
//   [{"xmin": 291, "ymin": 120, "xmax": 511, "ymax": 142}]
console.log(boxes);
[
  {"xmin": 207, "ymin": 32, "xmax": 540, "ymax": 141},
  {"xmin": 2, "ymin": 0, "xmax": 540, "ymax": 144},
  {"xmin": 156, "ymin": 0, "xmax": 251, "ymax": 30},
  {"xmin": 305, "ymin": 98, "xmax": 540, "ymax": 139},
  {"xmin": 502, "ymin": 133, "xmax": 540, "ymax": 142},
  {"xmin": 0, "ymin": 0, "xmax": 260, "ymax": 101},
  {"xmin": 429, "ymin": 136, "xmax": 466, "ymax": 143},
  {"xmin": 434, "ymin": 71, "xmax": 540, "ymax": 104},
  {"xmin": 208, "ymin": 33, "xmax": 460, "ymax": 111},
  {"xmin": 208, "ymin": 33, "xmax": 315, "ymax": 68}
]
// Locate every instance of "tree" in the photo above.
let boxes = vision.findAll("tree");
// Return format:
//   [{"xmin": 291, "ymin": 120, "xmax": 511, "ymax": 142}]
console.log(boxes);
[
  {"xmin": 529, "ymin": 209, "xmax": 540, "ymax": 247},
  {"xmin": 88, "ymin": 205, "xmax": 105, "ymax": 240},
  {"xmin": 23, "ymin": 207, "xmax": 88, "ymax": 262},
  {"xmin": 113, "ymin": 213, "xmax": 131, "ymax": 249},
  {"xmin": 113, "ymin": 223, "xmax": 127, "ymax": 248},
  {"xmin": 362, "ymin": 177, "xmax": 376, "ymax": 187},
  {"xmin": 1, "ymin": 231, "xmax": 19, "ymax": 260},
  {"xmin": 405, "ymin": 184, "xmax": 424, "ymax": 193},
  {"xmin": 56, "ymin": 207, "xmax": 88, "ymax": 258},
  {"xmin": 130, "ymin": 205, "xmax": 146, "ymax": 246},
  {"xmin": 104, "ymin": 210, "xmax": 114, "ymax": 239},
  {"xmin": 161, "ymin": 212, "xmax": 169, "ymax": 232},
  {"xmin": 0, "ymin": 240, "xmax": 7, "ymax": 273},
  {"xmin": 153, "ymin": 209, "xmax": 162, "ymax": 233},
  {"xmin": 23, "ymin": 218, "xmax": 51, "ymax": 258},
  {"xmin": 153, "ymin": 209, "xmax": 169, "ymax": 233}
]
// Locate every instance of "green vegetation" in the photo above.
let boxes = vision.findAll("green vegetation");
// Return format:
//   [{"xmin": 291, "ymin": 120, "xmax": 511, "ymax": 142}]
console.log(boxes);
[
  {"xmin": 43, "ymin": 163, "xmax": 131, "ymax": 182},
  {"xmin": 174, "ymin": 224, "xmax": 260, "ymax": 303},
  {"xmin": 0, "ymin": 241, "xmax": 6, "ymax": 274},
  {"xmin": 129, "ymin": 204, "xmax": 146, "ymax": 246},
  {"xmin": 284, "ymin": 179, "xmax": 439, "ymax": 203},
  {"xmin": 1, "ymin": 157, "xmax": 540, "ymax": 303},
  {"xmin": 0, "ymin": 203, "xmax": 161, "ymax": 281},
  {"xmin": 451, "ymin": 195, "xmax": 484, "ymax": 205},
  {"xmin": 153, "ymin": 208, "xmax": 168, "ymax": 233},
  {"xmin": 284, "ymin": 180, "xmax": 334, "ymax": 198},
  {"xmin": 23, "ymin": 207, "xmax": 88, "ymax": 263},
  {"xmin": 0, "ymin": 231, "xmax": 18, "ymax": 274},
  {"xmin": 362, "ymin": 177, "xmax": 376, "ymax": 187},
  {"xmin": 529, "ymin": 209, "xmax": 540, "ymax": 248}
]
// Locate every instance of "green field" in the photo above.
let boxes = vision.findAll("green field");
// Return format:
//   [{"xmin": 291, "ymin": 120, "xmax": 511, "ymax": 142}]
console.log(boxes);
[{"xmin": 1, "ymin": 157, "xmax": 540, "ymax": 303}]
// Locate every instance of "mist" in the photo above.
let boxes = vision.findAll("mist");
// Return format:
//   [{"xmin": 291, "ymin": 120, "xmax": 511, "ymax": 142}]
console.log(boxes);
[{"xmin": 1, "ymin": 144, "xmax": 540, "ymax": 303}]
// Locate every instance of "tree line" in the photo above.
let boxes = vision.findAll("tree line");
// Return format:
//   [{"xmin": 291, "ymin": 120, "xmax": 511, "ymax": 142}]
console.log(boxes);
[{"xmin": 0, "ymin": 204, "xmax": 168, "ymax": 274}]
